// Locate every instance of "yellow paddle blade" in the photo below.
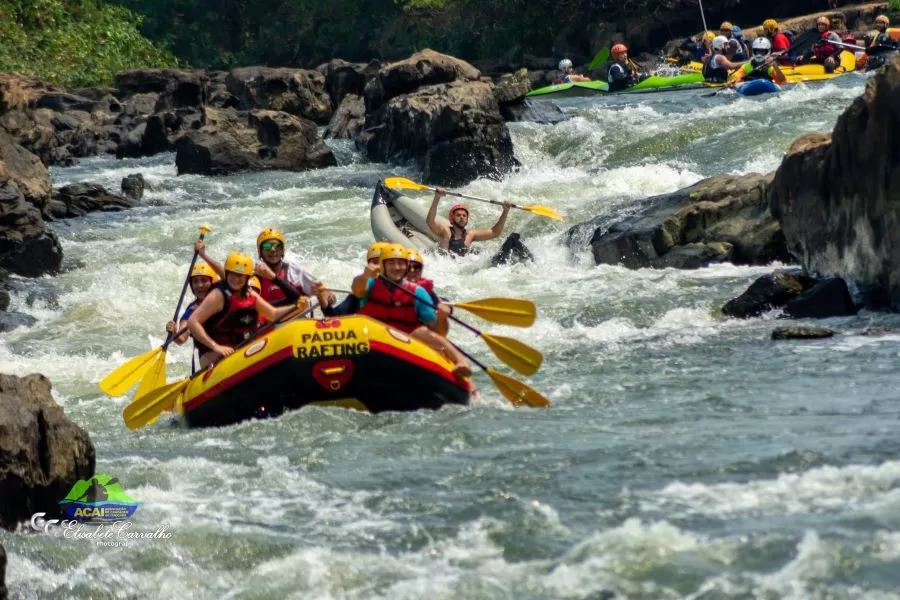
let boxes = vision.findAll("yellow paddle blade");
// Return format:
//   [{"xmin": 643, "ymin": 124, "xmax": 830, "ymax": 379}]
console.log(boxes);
[
  {"xmin": 453, "ymin": 298, "xmax": 536, "ymax": 327},
  {"xmin": 98, "ymin": 347, "xmax": 163, "ymax": 396},
  {"xmin": 384, "ymin": 177, "xmax": 431, "ymax": 192},
  {"xmin": 522, "ymin": 204, "xmax": 564, "ymax": 221},
  {"xmin": 480, "ymin": 333, "xmax": 543, "ymax": 376},
  {"xmin": 487, "ymin": 368, "xmax": 550, "ymax": 408},
  {"xmin": 123, "ymin": 378, "xmax": 190, "ymax": 431},
  {"xmin": 134, "ymin": 352, "xmax": 167, "ymax": 399}
]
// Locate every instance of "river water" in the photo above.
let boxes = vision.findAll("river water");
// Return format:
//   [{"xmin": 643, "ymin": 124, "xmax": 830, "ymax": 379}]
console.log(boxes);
[{"xmin": 3, "ymin": 75, "xmax": 900, "ymax": 599}]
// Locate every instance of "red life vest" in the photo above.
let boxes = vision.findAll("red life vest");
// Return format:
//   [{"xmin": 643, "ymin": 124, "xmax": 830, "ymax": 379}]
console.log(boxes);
[
  {"xmin": 259, "ymin": 264, "xmax": 301, "ymax": 307},
  {"xmin": 358, "ymin": 278, "xmax": 421, "ymax": 333},
  {"xmin": 772, "ymin": 33, "xmax": 793, "ymax": 65},
  {"xmin": 415, "ymin": 279, "xmax": 434, "ymax": 295},
  {"xmin": 813, "ymin": 31, "xmax": 837, "ymax": 60},
  {"xmin": 206, "ymin": 282, "xmax": 259, "ymax": 346}
]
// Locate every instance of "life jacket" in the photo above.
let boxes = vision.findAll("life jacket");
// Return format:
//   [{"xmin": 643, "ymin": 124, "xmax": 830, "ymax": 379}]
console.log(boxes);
[
  {"xmin": 607, "ymin": 62, "xmax": 635, "ymax": 91},
  {"xmin": 412, "ymin": 278, "xmax": 440, "ymax": 305},
  {"xmin": 702, "ymin": 54, "xmax": 729, "ymax": 82},
  {"xmin": 813, "ymin": 31, "xmax": 838, "ymax": 60},
  {"xmin": 772, "ymin": 32, "xmax": 793, "ymax": 65},
  {"xmin": 182, "ymin": 299, "xmax": 213, "ymax": 357},
  {"xmin": 205, "ymin": 282, "xmax": 259, "ymax": 347},
  {"xmin": 448, "ymin": 226, "xmax": 468, "ymax": 256},
  {"xmin": 258, "ymin": 264, "xmax": 302, "ymax": 307},
  {"xmin": 358, "ymin": 278, "xmax": 421, "ymax": 333}
]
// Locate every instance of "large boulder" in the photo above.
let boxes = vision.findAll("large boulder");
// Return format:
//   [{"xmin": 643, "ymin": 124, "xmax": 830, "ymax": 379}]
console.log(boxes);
[
  {"xmin": 569, "ymin": 173, "xmax": 788, "ymax": 269},
  {"xmin": 0, "ymin": 130, "xmax": 61, "ymax": 277},
  {"xmin": 721, "ymin": 272, "xmax": 815, "ymax": 319},
  {"xmin": 0, "ymin": 373, "xmax": 95, "ymax": 531},
  {"xmin": 226, "ymin": 67, "xmax": 332, "ymax": 125},
  {"xmin": 115, "ymin": 109, "xmax": 203, "ymax": 159},
  {"xmin": 47, "ymin": 182, "xmax": 137, "ymax": 220},
  {"xmin": 175, "ymin": 107, "xmax": 337, "ymax": 176},
  {"xmin": 0, "ymin": 73, "xmax": 63, "ymax": 114},
  {"xmin": 770, "ymin": 55, "xmax": 900, "ymax": 308},
  {"xmin": 115, "ymin": 69, "xmax": 208, "ymax": 111},
  {"xmin": 363, "ymin": 79, "xmax": 516, "ymax": 187},
  {"xmin": 321, "ymin": 59, "xmax": 380, "ymax": 108},
  {"xmin": 325, "ymin": 94, "xmax": 365, "ymax": 140}
]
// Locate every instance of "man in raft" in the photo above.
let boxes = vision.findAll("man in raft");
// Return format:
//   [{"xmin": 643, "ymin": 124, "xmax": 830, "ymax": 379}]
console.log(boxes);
[
  {"xmin": 799, "ymin": 16, "xmax": 843, "ymax": 73},
  {"xmin": 351, "ymin": 243, "xmax": 471, "ymax": 379},
  {"xmin": 188, "ymin": 252, "xmax": 307, "ymax": 368},
  {"xmin": 727, "ymin": 37, "xmax": 787, "ymax": 87},
  {"xmin": 425, "ymin": 188, "xmax": 512, "ymax": 257},
  {"xmin": 607, "ymin": 44, "xmax": 647, "ymax": 91}
]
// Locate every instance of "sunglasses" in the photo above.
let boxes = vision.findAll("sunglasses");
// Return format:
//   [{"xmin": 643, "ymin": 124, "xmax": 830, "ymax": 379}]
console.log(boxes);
[
  {"xmin": 260, "ymin": 241, "xmax": 282, "ymax": 251},
  {"xmin": 408, "ymin": 263, "xmax": 423, "ymax": 272}
]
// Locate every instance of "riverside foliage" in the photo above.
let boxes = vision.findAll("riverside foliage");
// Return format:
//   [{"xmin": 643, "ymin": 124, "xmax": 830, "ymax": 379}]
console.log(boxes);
[{"xmin": 0, "ymin": 0, "xmax": 177, "ymax": 86}]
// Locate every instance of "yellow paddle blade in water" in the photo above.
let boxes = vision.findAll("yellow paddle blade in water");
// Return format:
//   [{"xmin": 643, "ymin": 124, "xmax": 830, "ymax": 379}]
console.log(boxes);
[
  {"xmin": 480, "ymin": 333, "xmax": 543, "ymax": 377},
  {"xmin": 134, "ymin": 352, "xmax": 167, "ymax": 400},
  {"xmin": 487, "ymin": 368, "xmax": 551, "ymax": 408},
  {"xmin": 453, "ymin": 298, "xmax": 536, "ymax": 327},
  {"xmin": 123, "ymin": 378, "xmax": 190, "ymax": 431},
  {"xmin": 98, "ymin": 347, "xmax": 163, "ymax": 396}
]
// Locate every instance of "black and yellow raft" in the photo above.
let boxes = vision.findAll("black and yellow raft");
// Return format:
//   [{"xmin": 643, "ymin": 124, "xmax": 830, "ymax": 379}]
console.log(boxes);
[{"xmin": 175, "ymin": 315, "xmax": 472, "ymax": 427}]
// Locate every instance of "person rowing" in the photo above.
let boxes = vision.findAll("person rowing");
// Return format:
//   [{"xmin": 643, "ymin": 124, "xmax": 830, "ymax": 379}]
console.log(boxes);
[
  {"xmin": 727, "ymin": 37, "xmax": 786, "ymax": 87},
  {"xmin": 703, "ymin": 35, "xmax": 748, "ymax": 83},
  {"xmin": 164, "ymin": 263, "xmax": 219, "ymax": 372}
]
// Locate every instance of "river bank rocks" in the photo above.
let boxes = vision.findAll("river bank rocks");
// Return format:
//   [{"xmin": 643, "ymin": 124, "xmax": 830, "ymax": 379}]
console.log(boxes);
[
  {"xmin": 0, "ymin": 373, "xmax": 95, "ymax": 531},
  {"xmin": 721, "ymin": 271, "xmax": 857, "ymax": 319},
  {"xmin": 567, "ymin": 173, "xmax": 788, "ymax": 269},
  {"xmin": 360, "ymin": 49, "xmax": 518, "ymax": 186},
  {"xmin": 770, "ymin": 55, "xmax": 900, "ymax": 309},
  {"xmin": 47, "ymin": 182, "xmax": 137, "ymax": 220},
  {"xmin": 175, "ymin": 107, "xmax": 337, "ymax": 175}
]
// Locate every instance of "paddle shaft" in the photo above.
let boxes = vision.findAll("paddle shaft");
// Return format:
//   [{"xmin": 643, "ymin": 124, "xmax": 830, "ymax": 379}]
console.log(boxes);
[
  {"xmin": 164, "ymin": 228, "xmax": 210, "ymax": 349},
  {"xmin": 419, "ymin": 184, "xmax": 524, "ymax": 214}
]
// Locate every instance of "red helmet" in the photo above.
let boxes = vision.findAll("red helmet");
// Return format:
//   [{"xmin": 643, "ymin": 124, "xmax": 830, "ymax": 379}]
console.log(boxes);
[
  {"xmin": 448, "ymin": 203, "xmax": 469, "ymax": 219},
  {"xmin": 611, "ymin": 43, "xmax": 628, "ymax": 57},
  {"xmin": 842, "ymin": 33, "xmax": 857, "ymax": 44}
]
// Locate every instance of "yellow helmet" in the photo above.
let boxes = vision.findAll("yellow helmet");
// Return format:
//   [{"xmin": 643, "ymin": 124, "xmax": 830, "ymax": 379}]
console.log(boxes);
[
  {"xmin": 408, "ymin": 250, "xmax": 424, "ymax": 265},
  {"xmin": 256, "ymin": 228, "xmax": 286, "ymax": 253},
  {"xmin": 380, "ymin": 243, "xmax": 411, "ymax": 267},
  {"xmin": 816, "ymin": 16, "xmax": 830, "ymax": 27},
  {"xmin": 190, "ymin": 263, "xmax": 219, "ymax": 282},
  {"xmin": 762, "ymin": 19, "xmax": 778, "ymax": 32},
  {"xmin": 367, "ymin": 242, "xmax": 391, "ymax": 261},
  {"xmin": 876, "ymin": 14, "xmax": 890, "ymax": 25},
  {"xmin": 248, "ymin": 276, "xmax": 261, "ymax": 292},
  {"xmin": 704, "ymin": 31, "xmax": 716, "ymax": 41},
  {"xmin": 224, "ymin": 252, "xmax": 254, "ymax": 275},
  {"xmin": 720, "ymin": 21, "xmax": 733, "ymax": 30}
]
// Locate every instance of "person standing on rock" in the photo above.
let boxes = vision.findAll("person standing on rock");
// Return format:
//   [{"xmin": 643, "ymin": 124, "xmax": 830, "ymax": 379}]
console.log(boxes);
[{"xmin": 426, "ymin": 188, "xmax": 512, "ymax": 257}]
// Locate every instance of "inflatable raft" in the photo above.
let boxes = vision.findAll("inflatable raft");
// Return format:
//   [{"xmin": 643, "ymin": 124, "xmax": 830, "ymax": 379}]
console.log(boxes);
[
  {"xmin": 683, "ymin": 50, "xmax": 857, "ymax": 83},
  {"xmin": 175, "ymin": 315, "xmax": 472, "ymax": 428},
  {"xmin": 370, "ymin": 179, "xmax": 444, "ymax": 251},
  {"xmin": 527, "ymin": 72, "xmax": 706, "ymax": 98}
]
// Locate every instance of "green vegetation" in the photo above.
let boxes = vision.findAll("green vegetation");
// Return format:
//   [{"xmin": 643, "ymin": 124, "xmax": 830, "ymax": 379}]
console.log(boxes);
[{"xmin": 0, "ymin": 0, "xmax": 178, "ymax": 86}]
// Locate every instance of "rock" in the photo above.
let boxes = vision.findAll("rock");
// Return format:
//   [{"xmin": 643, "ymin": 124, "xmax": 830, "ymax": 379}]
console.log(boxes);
[
  {"xmin": 0, "ymin": 73, "xmax": 62, "ymax": 113},
  {"xmin": 0, "ymin": 310, "xmax": 36, "ymax": 332},
  {"xmin": 0, "ymin": 290, "xmax": 8, "ymax": 311},
  {"xmin": 784, "ymin": 277, "xmax": 857, "ymax": 319},
  {"xmin": 570, "ymin": 173, "xmax": 787, "ymax": 269},
  {"xmin": 861, "ymin": 326, "xmax": 895, "ymax": 336},
  {"xmin": 0, "ymin": 130, "xmax": 62, "ymax": 277},
  {"xmin": 48, "ymin": 182, "xmax": 136, "ymax": 219},
  {"xmin": 121, "ymin": 173, "xmax": 144, "ymax": 200},
  {"xmin": 115, "ymin": 69, "xmax": 208, "ymax": 111},
  {"xmin": 771, "ymin": 325, "xmax": 836, "ymax": 340},
  {"xmin": 73, "ymin": 86, "xmax": 118, "ymax": 101},
  {"xmin": 0, "ymin": 373, "xmax": 95, "ymax": 531},
  {"xmin": 325, "ymin": 94, "xmax": 365, "ymax": 139},
  {"xmin": 493, "ymin": 69, "xmax": 531, "ymax": 105},
  {"xmin": 0, "ymin": 540, "xmax": 5, "ymax": 600},
  {"xmin": 226, "ymin": 67, "xmax": 333, "ymax": 124},
  {"xmin": 363, "ymin": 79, "xmax": 516, "ymax": 187},
  {"xmin": 35, "ymin": 92, "xmax": 100, "ymax": 113},
  {"xmin": 175, "ymin": 107, "xmax": 337, "ymax": 176},
  {"xmin": 770, "ymin": 56, "xmax": 900, "ymax": 308},
  {"xmin": 115, "ymin": 110, "xmax": 202, "ymax": 159},
  {"xmin": 122, "ymin": 92, "xmax": 160, "ymax": 117},
  {"xmin": 722, "ymin": 272, "xmax": 816, "ymax": 319},
  {"xmin": 364, "ymin": 49, "xmax": 481, "ymax": 113},
  {"xmin": 500, "ymin": 98, "xmax": 572, "ymax": 124},
  {"xmin": 322, "ymin": 59, "xmax": 380, "ymax": 107}
]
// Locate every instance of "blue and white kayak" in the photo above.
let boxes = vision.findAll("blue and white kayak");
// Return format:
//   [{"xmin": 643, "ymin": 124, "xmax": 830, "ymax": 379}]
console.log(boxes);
[{"xmin": 736, "ymin": 79, "xmax": 780, "ymax": 96}]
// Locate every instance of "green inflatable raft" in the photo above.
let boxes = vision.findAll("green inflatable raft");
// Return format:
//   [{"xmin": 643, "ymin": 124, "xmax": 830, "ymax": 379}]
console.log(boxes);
[{"xmin": 527, "ymin": 72, "xmax": 706, "ymax": 98}]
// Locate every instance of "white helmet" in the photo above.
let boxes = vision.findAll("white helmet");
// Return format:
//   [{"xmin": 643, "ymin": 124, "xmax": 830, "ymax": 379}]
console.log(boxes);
[
  {"xmin": 711, "ymin": 35, "xmax": 728, "ymax": 51},
  {"xmin": 558, "ymin": 58, "xmax": 573, "ymax": 71},
  {"xmin": 750, "ymin": 36, "xmax": 772, "ymax": 64}
]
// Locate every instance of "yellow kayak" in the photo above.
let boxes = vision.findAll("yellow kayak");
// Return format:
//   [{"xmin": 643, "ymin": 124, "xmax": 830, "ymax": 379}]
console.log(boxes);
[
  {"xmin": 682, "ymin": 50, "xmax": 856, "ymax": 84},
  {"xmin": 176, "ymin": 315, "xmax": 472, "ymax": 427}
]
